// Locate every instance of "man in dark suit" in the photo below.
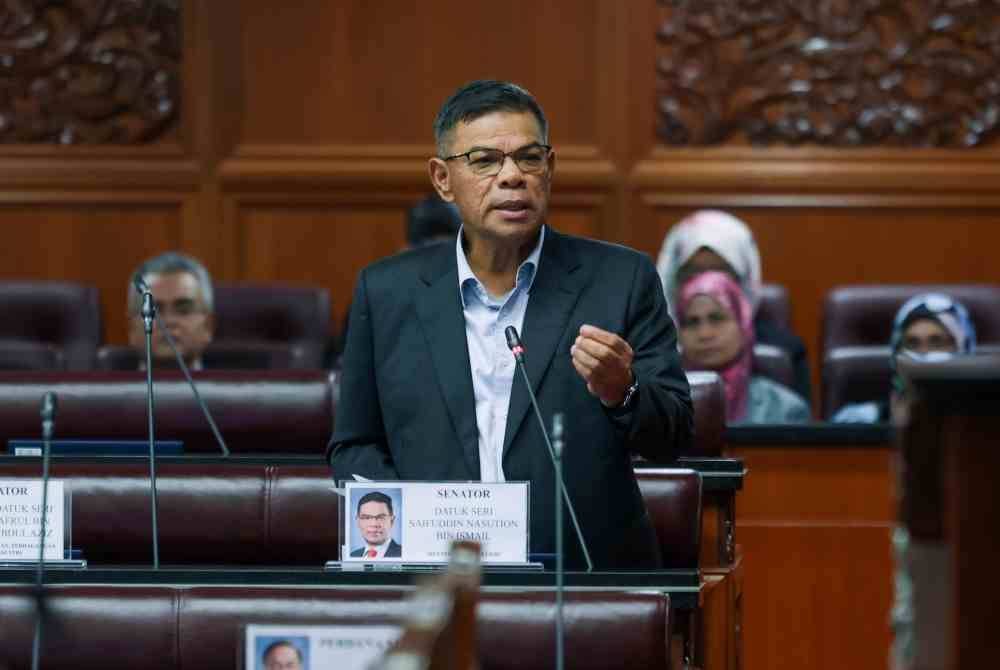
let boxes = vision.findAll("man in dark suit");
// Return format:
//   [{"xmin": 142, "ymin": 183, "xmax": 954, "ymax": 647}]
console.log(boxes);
[
  {"xmin": 329, "ymin": 80, "xmax": 692, "ymax": 569},
  {"xmin": 349, "ymin": 491, "xmax": 402, "ymax": 559}
]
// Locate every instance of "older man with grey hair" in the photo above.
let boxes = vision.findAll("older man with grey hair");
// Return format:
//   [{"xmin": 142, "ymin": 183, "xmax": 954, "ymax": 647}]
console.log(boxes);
[{"xmin": 128, "ymin": 252, "xmax": 215, "ymax": 369}]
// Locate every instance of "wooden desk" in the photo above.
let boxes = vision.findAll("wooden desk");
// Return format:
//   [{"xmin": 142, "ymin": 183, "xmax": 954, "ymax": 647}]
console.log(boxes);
[{"xmin": 727, "ymin": 425, "xmax": 893, "ymax": 670}]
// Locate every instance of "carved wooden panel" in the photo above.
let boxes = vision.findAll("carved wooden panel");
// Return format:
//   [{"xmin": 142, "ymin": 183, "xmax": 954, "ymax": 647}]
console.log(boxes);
[
  {"xmin": 0, "ymin": 0, "xmax": 180, "ymax": 144},
  {"xmin": 656, "ymin": 0, "xmax": 1000, "ymax": 147}
]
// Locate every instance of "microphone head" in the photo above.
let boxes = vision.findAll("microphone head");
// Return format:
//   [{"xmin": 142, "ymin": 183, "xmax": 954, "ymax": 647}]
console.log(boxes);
[
  {"xmin": 504, "ymin": 326, "xmax": 521, "ymax": 352},
  {"xmin": 132, "ymin": 273, "xmax": 150, "ymax": 295},
  {"xmin": 40, "ymin": 392, "xmax": 57, "ymax": 422}
]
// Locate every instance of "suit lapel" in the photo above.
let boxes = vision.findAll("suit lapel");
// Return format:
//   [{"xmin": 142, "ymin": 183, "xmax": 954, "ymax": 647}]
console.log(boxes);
[
  {"xmin": 414, "ymin": 245, "xmax": 480, "ymax": 477},
  {"xmin": 503, "ymin": 230, "xmax": 586, "ymax": 456}
]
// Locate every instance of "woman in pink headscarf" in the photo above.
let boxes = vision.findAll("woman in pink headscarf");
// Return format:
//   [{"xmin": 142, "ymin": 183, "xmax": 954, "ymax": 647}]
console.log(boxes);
[
  {"xmin": 676, "ymin": 271, "xmax": 809, "ymax": 424},
  {"xmin": 657, "ymin": 209, "xmax": 812, "ymax": 404}
]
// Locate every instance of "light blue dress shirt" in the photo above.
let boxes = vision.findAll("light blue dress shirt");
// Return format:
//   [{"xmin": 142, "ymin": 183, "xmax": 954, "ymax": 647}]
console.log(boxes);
[{"xmin": 456, "ymin": 225, "xmax": 545, "ymax": 482}]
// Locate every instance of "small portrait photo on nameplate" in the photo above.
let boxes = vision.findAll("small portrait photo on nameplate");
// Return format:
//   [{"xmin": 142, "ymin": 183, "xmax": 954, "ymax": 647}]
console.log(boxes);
[
  {"xmin": 0, "ymin": 479, "xmax": 66, "ymax": 561},
  {"xmin": 243, "ymin": 623, "xmax": 400, "ymax": 670},
  {"xmin": 342, "ymin": 481, "xmax": 529, "ymax": 565}
]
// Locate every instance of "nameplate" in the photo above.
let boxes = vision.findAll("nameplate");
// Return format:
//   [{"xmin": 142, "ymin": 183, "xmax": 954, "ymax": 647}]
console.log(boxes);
[
  {"xmin": 342, "ymin": 481, "xmax": 529, "ymax": 564},
  {"xmin": 243, "ymin": 623, "xmax": 401, "ymax": 670},
  {"xmin": 0, "ymin": 479, "xmax": 65, "ymax": 561}
]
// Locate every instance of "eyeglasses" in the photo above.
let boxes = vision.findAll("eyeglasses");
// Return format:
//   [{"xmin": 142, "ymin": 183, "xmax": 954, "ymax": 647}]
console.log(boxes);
[
  {"xmin": 442, "ymin": 143, "xmax": 551, "ymax": 177},
  {"xmin": 358, "ymin": 514, "xmax": 392, "ymax": 523}
]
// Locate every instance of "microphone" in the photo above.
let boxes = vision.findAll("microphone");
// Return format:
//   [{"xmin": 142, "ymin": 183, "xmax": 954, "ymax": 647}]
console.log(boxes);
[
  {"xmin": 31, "ymin": 392, "xmax": 57, "ymax": 670},
  {"xmin": 503, "ymin": 326, "xmax": 593, "ymax": 572},
  {"xmin": 552, "ymin": 412, "xmax": 566, "ymax": 670},
  {"xmin": 131, "ymin": 277, "xmax": 231, "ymax": 457},
  {"xmin": 132, "ymin": 278, "xmax": 161, "ymax": 568}
]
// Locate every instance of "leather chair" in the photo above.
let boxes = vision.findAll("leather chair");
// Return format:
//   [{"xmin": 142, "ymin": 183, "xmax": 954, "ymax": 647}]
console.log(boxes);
[
  {"xmin": 683, "ymin": 371, "xmax": 725, "ymax": 457},
  {"xmin": 0, "ymin": 340, "xmax": 65, "ymax": 370},
  {"xmin": 0, "ymin": 281, "xmax": 102, "ymax": 369},
  {"xmin": 752, "ymin": 343, "xmax": 795, "ymax": 389},
  {"xmin": 213, "ymin": 282, "xmax": 332, "ymax": 369},
  {"xmin": 757, "ymin": 282, "xmax": 791, "ymax": 329},
  {"xmin": 821, "ymin": 346, "xmax": 892, "ymax": 419},
  {"xmin": 0, "ymin": 371, "xmax": 334, "ymax": 454},
  {"xmin": 822, "ymin": 284, "xmax": 1000, "ymax": 354},
  {"xmin": 95, "ymin": 343, "xmax": 310, "ymax": 370},
  {"xmin": 0, "ymin": 586, "xmax": 672, "ymax": 670},
  {"xmin": 0, "ymin": 461, "xmax": 702, "ymax": 571},
  {"xmin": 635, "ymin": 468, "xmax": 702, "ymax": 570}
]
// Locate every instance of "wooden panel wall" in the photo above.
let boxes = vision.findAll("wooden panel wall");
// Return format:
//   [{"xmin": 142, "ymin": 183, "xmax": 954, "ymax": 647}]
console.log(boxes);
[{"xmin": 7, "ymin": 1, "xmax": 1000, "ymax": 384}]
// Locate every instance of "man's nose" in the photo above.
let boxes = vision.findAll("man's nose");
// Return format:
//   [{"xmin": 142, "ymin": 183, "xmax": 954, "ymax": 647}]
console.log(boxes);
[{"xmin": 496, "ymin": 155, "xmax": 526, "ymax": 187}]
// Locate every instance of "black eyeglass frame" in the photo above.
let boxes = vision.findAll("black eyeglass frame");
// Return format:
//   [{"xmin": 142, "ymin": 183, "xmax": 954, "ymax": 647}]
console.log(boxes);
[{"xmin": 441, "ymin": 143, "xmax": 553, "ymax": 176}]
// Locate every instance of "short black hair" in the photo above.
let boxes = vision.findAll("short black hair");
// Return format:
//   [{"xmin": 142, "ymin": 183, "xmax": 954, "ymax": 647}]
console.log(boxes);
[
  {"xmin": 407, "ymin": 193, "xmax": 462, "ymax": 246},
  {"xmin": 357, "ymin": 491, "xmax": 393, "ymax": 516},
  {"xmin": 433, "ymin": 80, "xmax": 548, "ymax": 155},
  {"xmin": 262, "ymin": 640, "xmax": 302, "ymax": 664}
]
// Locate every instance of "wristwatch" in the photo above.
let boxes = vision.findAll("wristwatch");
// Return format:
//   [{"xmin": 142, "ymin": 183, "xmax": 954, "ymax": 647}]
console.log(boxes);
[{"xmin": 609, "ymin": 372, "xmax": 640, "ymax": 415}]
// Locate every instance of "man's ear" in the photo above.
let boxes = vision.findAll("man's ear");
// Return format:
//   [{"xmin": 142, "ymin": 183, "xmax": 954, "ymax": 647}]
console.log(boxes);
[{"xmin": 428, "ymin": 158, "xmax": 454, "ymax": 202}]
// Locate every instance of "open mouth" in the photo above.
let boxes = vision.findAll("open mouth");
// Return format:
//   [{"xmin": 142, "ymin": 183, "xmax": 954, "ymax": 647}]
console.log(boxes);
[{"xmin": 494, "ymin": 200, "xmax": 532, "ymax": 220}]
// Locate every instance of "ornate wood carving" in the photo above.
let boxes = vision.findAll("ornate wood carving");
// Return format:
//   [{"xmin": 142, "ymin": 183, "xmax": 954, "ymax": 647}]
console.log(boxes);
[
  {"xmin": 656, "ymin": 1, "xmax": 1000, "ymax": 147},
  {"xmin": 0, "ymin": 0, "xmax": 180, "ymax": 144}
]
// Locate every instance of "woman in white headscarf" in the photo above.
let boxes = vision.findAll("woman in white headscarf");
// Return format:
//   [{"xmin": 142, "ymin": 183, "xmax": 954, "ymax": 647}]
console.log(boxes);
[{"xmin": 656, "ymin": 210, "xmax": 812, "ymax": 402}]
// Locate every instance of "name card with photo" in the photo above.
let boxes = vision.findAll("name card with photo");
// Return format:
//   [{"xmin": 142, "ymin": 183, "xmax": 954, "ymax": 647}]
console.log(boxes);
[
  {"xmin": 243, "ymin": 623, "xmax": 401, "ymax": 670},
  {"xmin": 342, "ymin": 481, "xmax": 529, "ymax": 564},
  {"xmin": 0, "ymin": 480, "xmax": 65, "ymax": 561}
]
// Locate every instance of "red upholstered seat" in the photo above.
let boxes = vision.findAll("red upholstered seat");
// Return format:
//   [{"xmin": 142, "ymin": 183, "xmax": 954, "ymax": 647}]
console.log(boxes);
[
  {"xmin": 213, "ymin": 282, "xmax": 331, "ymax": 368},
  {"xmin": 0, "ymin": 370, "xmax": 334, "ymax": 454},
  {"xmin": 0, "ymin": 586, "xmax": 673, "ymax": 670},
  {"xmin": 0, "ymin": 281, "xmax": 102, "ymax": 369},
  {"xmin": 757, "ymin": 282, "xmax": 791, "ymax": 330}
]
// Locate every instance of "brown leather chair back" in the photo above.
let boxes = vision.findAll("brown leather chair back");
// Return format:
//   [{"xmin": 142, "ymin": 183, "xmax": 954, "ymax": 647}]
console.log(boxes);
[
  {"xmin": 752, "ymin": 343, "xmax": 795, "ymax": 389},
  {"xmin": 0, "ymin": 281, "xmax": 102, "ymax": 369},
  {"xmin": 822, "ymin": 284, "xmax": 1000, "ymax": 355},
  {"xmin": 95, "ymin": 343, "xmax": 311, "ymax": 370},
  {"xmin": 0, "ymin": 586, "xmax": 672, "ymax": 670},
  {"xmin": 0, "ymin": 340, "xmax": 65, "ymax": 371},
  {"xmin": 822, "ymin": 346, "xmax": 892, "ymax": 419},
  {"xmin": 0, "ymin": 371, "xmax": 334, "ymax": 454},
  {"xmin": 757, "ymin": 282, "xmax": 791, "ymax": 329},
  {"xmin": 636, "ymin": 468, "xmax": 702, "ymax": 569},
  {"xmin": 684, "ymin": 371, "xmax": 725, "ymax": 456},
  {"xmin": 213, "ymin": 282, "xmax": 331, "ymax": 368}
]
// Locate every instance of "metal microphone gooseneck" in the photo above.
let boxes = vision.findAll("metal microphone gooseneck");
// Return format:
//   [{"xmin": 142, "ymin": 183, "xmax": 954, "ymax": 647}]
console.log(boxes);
[
  {"xmin": 31, "ymin": 391, "xmax": 57, "ymax": 670},
  {"xmin": 134, "ymin": 277, "xmax": 161, "ymax": 569},
  {"xmin": 503, "ymin": 326, "xmax": 593, "ymax": 572},
  {"xmin": 552, "ymin": 412, "xmax": 566, "ymax": 670}
]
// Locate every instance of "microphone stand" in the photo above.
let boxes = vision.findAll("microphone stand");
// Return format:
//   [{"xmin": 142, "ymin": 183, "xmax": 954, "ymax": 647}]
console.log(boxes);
[
  {"xmin": 138, "ymin": 286, "xmax": 161, "ymax": 569},
  {"xmin": 504, "ymin": 326, "xmax": 593, "ymax": 572},
  {"xmin": 552, "ymin": 413, "xmax": 566, "ymax": 670},
  {"xmin": 31, "ymin": 392, "xmax": 57, "ymax": 670},
  {"xmin": 153, "ymin": 314, "xmax": 230, "ymax": 456}
]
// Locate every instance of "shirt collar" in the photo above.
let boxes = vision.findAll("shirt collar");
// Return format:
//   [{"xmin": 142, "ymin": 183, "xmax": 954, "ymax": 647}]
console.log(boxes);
[{"xmin": 456, "ymin": 225, "xmax": 546, "ymax": 308}]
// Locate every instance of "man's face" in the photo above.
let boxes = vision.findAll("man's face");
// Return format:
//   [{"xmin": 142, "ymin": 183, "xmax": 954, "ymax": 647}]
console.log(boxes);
[
  {"xmin": 264, "ymin": 644, "xmax": 302, "ymax": 670},
  {"xmin": 357, "ymin": 501, "xmax": 394, "ymax": 545},
  {"xmin": 429, "ymin": 111, "xmax": 554, "ymax": 249},
  {"xmin": 128, "ymin": 271, "xmax": 214, "ymax": 365}
]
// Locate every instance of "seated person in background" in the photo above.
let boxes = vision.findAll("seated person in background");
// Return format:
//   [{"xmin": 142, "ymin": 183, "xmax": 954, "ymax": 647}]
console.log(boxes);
[
  {"xmin": 832, "ymin": 293, "xmax": 977, "ymax": 424},
  {"xmin": 657, "ymin": 209, "xmax": 812, "ymax": 402},
  {"xmin": 406, "ymin": 192, "xmax": 462, "ymax": 248},
  {"xmin": 677, "ymin": 271, "xmax": 810, "ymax": 424},
  {"xmin": 128, "ymin": 251, "xmax": 215, "ymax": 370}
]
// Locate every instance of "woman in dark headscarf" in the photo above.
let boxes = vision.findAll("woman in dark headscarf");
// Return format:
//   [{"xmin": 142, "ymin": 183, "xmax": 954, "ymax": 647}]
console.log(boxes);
[{"xmin": 832, "ymin": 293, "xmax": 977, "ymax": 423}]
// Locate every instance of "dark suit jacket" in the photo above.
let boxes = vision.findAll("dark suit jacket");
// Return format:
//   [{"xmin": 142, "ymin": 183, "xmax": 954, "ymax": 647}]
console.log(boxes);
[
  {"xmin": 328, "ymin": 228, "xmax": 693, "ymax": 569},
  {"xmin": 350, "ymin": 539, "xmax": 402, "ymax": 558}
]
